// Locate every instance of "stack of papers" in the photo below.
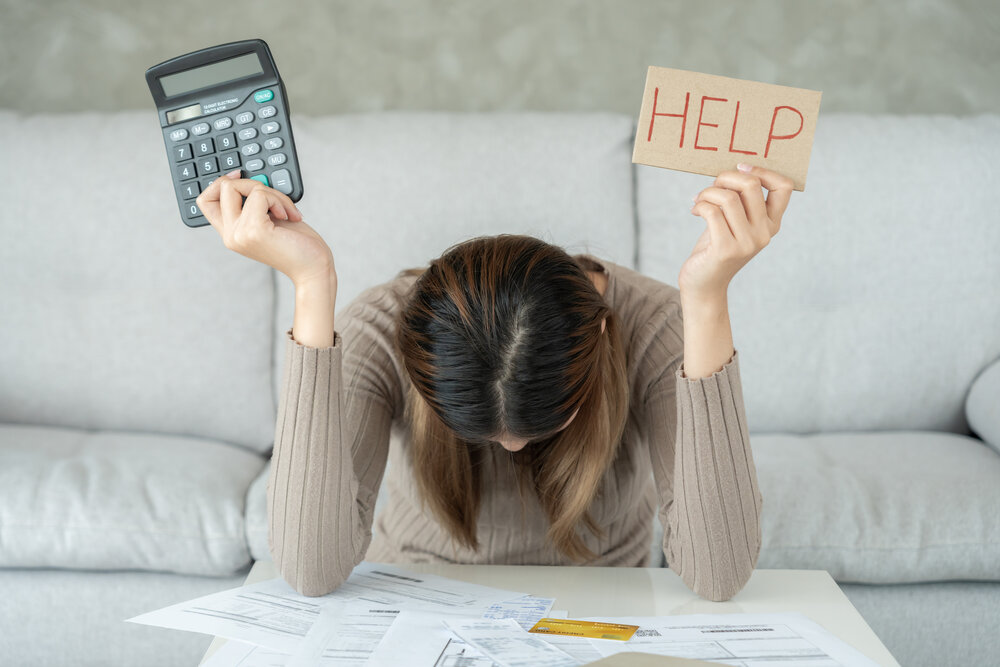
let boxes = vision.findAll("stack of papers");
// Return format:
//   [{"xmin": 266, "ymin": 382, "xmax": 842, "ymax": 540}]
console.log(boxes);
[{"xmin": 127, "ymin": 562, "xmax": 879, "ymax": 666}]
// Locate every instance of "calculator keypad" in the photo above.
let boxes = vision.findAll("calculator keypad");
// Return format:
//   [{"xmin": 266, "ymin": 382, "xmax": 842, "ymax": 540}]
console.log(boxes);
[
  {"xmin": 194, "ymin": 138, "xmax": 214, "ymax": 156},
  {"xmin": 172, "ymin": 144, "xmax": 192, "ymax": 161},
  {"xmin": 220, "ymin": 152, "xmax": 241, "ymax": 170},
  {"xmin": 163, "ymin": 86, "xmax": 300, "ymax": 222}
]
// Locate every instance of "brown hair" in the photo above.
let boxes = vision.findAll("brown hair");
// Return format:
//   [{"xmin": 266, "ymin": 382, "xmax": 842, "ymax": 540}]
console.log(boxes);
[{"xmin": 394, "ymin": 234, "xmax": 629, "ymax": 562}]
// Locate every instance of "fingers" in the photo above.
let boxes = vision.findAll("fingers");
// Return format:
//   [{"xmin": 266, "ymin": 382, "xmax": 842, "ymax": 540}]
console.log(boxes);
[
  {"xmin": 195, "ymin": 169, "xmax": 241, "ymax": 230},
  {"xmin": 693, "ymin": 186, "xmax": 753, "ymax": 249},
  {"xmin": 220, "ymin": 178, "xmax": 302, "ymax": 222},
  {"xmin": 241, "ymin": 184, "xmax": 290, "ymax": 222},
  {"xmin": 736, "ymin": 163, "xmax": 794, "ymax": 227},
  {"xmin": 220, "ymin": 178, "xmax": 246, "ymax": 223},
  {"xmin": 711, "ymin": 170, "xmax": 769, "ymax": 230},
  {"xmin": 691, "ymin": 201, "xmax": 738, "ymax": 257},
  {"xmin": 197, "ymin": 170, "xmax": 302, "ymax": 230}
]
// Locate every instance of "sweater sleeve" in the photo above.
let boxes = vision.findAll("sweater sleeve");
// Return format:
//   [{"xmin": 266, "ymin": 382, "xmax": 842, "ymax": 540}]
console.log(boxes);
[
  {"xmin": 267, "ymin": 318, "xmax": 395, "ymax": 597},
  {"xmin": 644, "ymin": 323, "xmax": 763, "ymax": 601}
]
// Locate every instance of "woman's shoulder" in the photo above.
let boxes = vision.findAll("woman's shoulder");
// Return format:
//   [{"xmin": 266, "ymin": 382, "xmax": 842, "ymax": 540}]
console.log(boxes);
[
  {"xmin": 580, "ymin": 255, "xmax": 685, "ymax": 386},
  {"xmin": 579, "ymin": 254, "xmax": 682, "ymax": 329},
  {"xmin": 338, "ymin": 267, "xmax": 423, "ymax": 327}
]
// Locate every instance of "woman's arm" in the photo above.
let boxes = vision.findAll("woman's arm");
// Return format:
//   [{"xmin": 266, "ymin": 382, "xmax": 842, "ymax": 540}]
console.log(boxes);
[
  {"xmin": 679, "ymin": 162, "xmax": 793, "ymax": 379},
  {"xmin": 193, "ymin": 169, "xmax": 392, "ymax": 597},
  {"xmin": 268, "ymin": 279, "xmax": 396, "ymax": 597},
  {"xmin": 644, "ymin": 309, "xmax": 761, "ymax": 602},
  {"xmin": 651, "ymin": 163, "xmax": 795, "ymax": 600}
]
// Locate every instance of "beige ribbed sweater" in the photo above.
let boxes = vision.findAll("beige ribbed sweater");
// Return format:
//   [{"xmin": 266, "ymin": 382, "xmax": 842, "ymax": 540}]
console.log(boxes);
[{"xmin": 267, "ymin": 255, "xmax": 763, "ymax": 601}]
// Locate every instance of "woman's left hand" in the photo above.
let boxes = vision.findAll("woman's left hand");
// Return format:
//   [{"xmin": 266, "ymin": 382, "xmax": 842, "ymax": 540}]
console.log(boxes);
[{"xmin": 678, "ymin": 163, "xmax": 795, "ymax": 299}]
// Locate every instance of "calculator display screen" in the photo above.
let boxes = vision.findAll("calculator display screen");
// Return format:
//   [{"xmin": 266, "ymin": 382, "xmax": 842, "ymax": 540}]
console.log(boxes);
[
  {"xmin": 159, "ymin": 52, "xmax": 264, "ymax": 97},
  {"xmin": 166, "ymin": 103, "xmax": 204, "ymax": 124}
]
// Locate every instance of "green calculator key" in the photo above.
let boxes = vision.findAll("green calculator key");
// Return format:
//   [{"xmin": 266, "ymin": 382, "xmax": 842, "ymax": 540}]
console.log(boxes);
[
  {"xmin": 254, "ymin": 89, "xmax": 274, "ymax": 103},
  {"xmin": 250, "ymin": 174, "xmax": 269, "ymax": 186}
]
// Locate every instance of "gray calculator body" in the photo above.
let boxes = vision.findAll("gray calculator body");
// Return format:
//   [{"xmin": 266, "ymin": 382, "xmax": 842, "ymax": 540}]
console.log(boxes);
[{"xmin": 146, "ymin": 39, "xmax": 303, "ymax": 227}]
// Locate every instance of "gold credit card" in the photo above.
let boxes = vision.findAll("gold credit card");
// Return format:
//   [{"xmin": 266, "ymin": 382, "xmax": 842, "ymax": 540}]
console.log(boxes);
[{"xmin": 529, "ymin": 618, "xmax": 640, "ymax": 641}]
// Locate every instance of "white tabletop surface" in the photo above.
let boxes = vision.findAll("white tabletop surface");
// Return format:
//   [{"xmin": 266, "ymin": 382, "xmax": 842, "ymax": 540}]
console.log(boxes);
[{"xmin": 200, "ymin": 562, "xmax": 899, "ymax": 666}]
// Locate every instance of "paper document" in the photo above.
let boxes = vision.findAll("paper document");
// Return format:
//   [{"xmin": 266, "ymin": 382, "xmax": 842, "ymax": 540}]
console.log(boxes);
[
  {"xmin": 202, "ymin": 641, "xmax": 289, "ymax": 667},
  {"xmin": 444, "ymin": 618, "xmax": 581, "ymax": 667},
  {"xmin": 367, "ymin": 608, "xmax": 602, "ymax": 666},
  {"xmin": 129, "ymin": 576, "xmax": 323, "ymax": 652},
  {"xmin": 583, "ymin": 612, "xmax": 880, "ymax": 666},
  {"xmin": 482, "ymin": 595, "xmax": 555, "ymax": 630},
  {"xmin": 283, "ymin": 595, "xmax": 556, "ymax": 666},
  {"xmin": 286, "ymin": 601, "xmax": 401, "ymax": 667},
  {"xmin": 128, "ymin": 561, "xmax": 525, "ymax": 652}
]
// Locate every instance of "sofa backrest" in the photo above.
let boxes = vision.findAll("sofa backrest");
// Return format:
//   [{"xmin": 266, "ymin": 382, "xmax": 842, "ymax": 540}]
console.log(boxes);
[
  {"xmin": 7, "ymin": 108, "xmax": 991, "ymax": 445},
  {"xmin": 269, "ymin": 112, "xmax": 638, "ymax": 403},
  {"xmin": 636, "ymin": 112, "xmax": 1000, "ymax": 434},
  {"xmin": 0, "ymin": 111, "xmax": 277, "ymax": 453},
  {"xmin": 0, "ymin": 110, "xmax": 637, "ymax": 453}
]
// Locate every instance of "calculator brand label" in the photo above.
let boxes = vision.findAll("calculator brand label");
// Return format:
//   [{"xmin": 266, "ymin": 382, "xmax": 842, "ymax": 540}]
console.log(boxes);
[{"xmin": 202, "ymin": 96, "xmax": 241, "ymax": 114}]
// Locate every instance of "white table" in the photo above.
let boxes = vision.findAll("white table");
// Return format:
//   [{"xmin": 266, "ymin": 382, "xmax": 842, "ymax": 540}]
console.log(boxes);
[{"xmin": 200, "ymin": 562, "xmax": 899, "ymax": 666}]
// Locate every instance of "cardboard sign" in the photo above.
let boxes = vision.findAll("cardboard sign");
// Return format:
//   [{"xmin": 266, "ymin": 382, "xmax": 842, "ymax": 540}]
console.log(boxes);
[{"xmin": 633, "ymin": 66, "xmax": 822, "ymax": 191}]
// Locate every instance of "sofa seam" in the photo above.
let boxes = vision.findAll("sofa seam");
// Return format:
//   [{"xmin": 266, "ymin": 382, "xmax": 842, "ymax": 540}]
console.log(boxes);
[
  {"xmin": 0, "ymin": 525, "xmax": 245, "ymax": 540},
  {"xmin": 766, "ymin": 543, "xmax": 1000, "ymax": 551}
]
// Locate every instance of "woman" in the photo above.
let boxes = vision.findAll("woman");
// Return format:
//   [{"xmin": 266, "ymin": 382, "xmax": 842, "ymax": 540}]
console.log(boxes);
[{"xmin": 196, "ymin": 161, "xmax": 793, "ymax": 602}]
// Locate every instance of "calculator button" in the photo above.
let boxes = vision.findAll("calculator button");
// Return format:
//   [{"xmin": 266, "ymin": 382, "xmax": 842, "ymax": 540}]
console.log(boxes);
[
  {"xmin": 219, "ymin": 151, "xmax": 241, "ymax": 170},
  {"xmin": 271, "ymin": 169, "xmax": 293, "ymax": 195},
  {"xmin": 213, "ymin": 116, "xmax": 233, "ymax": 130},
  {"xmin": 245, "ymin": 158, "xmax": 265, "ymax": 172},
  {"xmin": 172, "ymin": 143, "xmax": 192, "ymax": 162},
  {"xmin": 238, "ymin": 127, "xmax": 258, "ymax": 142},
  {"xmin": 185, "ymin": 202, "xmax": 203, "ymax": 219},
  {"xmin": 250, "ymin": 174, "xmax": 269, "ymax": 187},
  {"xmin": 191, "ymin": 122, "xmax": 211, "ymax": 135},
  {"xmin": 199, "ymin": 156, "xmax": 219, "ymax": 175},
  {"xmin": 194, "ymin": 138, "xmax": 215, "ymax": 156},
  {"xmin": 254, "ymin": 89, "xmax": 274, "ymax": 104},
  {"xmin": 236, "ymin": 112, "xmax": 255, "ymax": 125},
  {"xmin": 217, "ymin": 133, "xmax": 237, "ymax": 151},
  {"xmin": 169, "ymin": 128, "xmax": 189, "ymax": 142},
  {"xmin": 257, "ymin": 105, "xmax": 277, "ymax": 119},
  {"xmin": 179, "ymin": 181, "xmax": 201, "ymax": 200},
  {"xmin": 241, "ymin": 143, "xmax": 261, "ymax": 156},
  {"xmin": 267, "ymin": 152, "xmax": 287, "ymax": 167},
  {"xmin": 201, "ymin": 176, "xmax": 222, "ymax": 191},
  {"xmin": 260, "ymin": 121, "xmax": 280, "ymax": 134},
  {"xmin": 263, "ymin": 137, "xmax": 283, "ymax": 150},
  {"xmin": 176, "ymin": 162, "xmax": 197, "ymax": 181}
]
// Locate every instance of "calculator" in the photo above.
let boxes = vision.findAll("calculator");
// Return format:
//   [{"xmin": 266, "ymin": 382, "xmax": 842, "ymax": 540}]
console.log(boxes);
[{"xmin": 145, "ymin": 39, "xmax": 303, "ymax": 227}]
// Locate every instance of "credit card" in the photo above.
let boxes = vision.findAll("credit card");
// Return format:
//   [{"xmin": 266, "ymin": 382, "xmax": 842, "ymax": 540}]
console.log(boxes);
[{"xmin": 528, "ymin": 617, "xmax": 640, "ymax": 641}]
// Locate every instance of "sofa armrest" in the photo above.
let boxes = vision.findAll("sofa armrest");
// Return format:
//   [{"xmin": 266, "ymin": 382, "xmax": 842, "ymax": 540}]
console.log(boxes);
[{"xmin": 966, "ymin": 358, "xmax": 1000, "ymax": 453}]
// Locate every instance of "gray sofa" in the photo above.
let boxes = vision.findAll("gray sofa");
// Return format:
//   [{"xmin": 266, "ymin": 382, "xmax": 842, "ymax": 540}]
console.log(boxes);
[{"xmin": 1, "ymin": 109, "xmax": 997, "ymax": 667}]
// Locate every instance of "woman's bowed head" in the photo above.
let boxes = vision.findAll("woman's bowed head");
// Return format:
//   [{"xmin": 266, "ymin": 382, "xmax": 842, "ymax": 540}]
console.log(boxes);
[{"xmin": 394, "ymin": 235, "xmax": 629, "ymax": 563}]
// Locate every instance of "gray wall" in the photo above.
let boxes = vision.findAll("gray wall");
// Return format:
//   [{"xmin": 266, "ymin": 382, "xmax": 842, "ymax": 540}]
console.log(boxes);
[{"xmin": 2, "ymin": 0, "xmax": 997, "ymax": 114}]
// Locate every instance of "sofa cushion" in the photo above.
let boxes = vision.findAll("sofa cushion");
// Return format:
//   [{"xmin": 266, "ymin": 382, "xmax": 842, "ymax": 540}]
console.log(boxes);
[
  {"xmin": 0, "ymin": 110, "xmax": 278, "ymax": 453},
  {"xmin": 245, "ymin": 465, "xmax": 270, "ymax": 562},
  {"xmin": 635, "ymin": 113, "xmax": 1000, "ymax": 434},
  {"xmin": 754, "ymin": 431, "xmax": 1000, "ymax": 583},
  {"xmin": 967, "ymin": 357, "xmax": 1000, "ymax": 454},
  {"xmin": 271, "ymin": 112, "xmax": 638, "ymax": 401},
  {"xmin": 0, "ymin": 423, "xmax": 265, "ymax": 576}
]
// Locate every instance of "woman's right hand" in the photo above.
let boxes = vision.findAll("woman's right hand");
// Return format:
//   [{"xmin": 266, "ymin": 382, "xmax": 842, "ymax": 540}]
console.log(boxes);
[{"xmin": 196, "ymin": 169, "xmax": 336, "ymax": 287}]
